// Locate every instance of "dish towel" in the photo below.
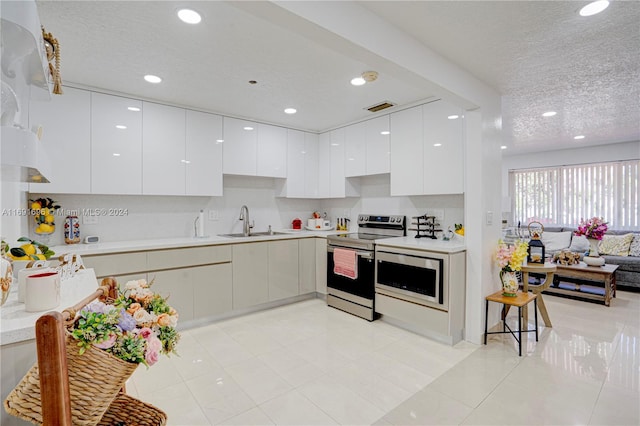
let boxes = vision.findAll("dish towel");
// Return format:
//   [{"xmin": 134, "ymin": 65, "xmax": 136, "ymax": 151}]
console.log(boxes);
[{"xmin": 333, "ymin": 248, "xmax": 358, "ymax": 280}]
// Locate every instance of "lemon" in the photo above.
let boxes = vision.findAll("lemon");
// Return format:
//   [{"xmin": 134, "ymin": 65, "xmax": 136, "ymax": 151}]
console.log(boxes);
[
  {"xmin": 36, "ymin": 223, "xmax": 54, "ymax": 233},
  {"xmin": 21, "ymin": 244, "xmax": 36, "ymax": 255},
  {"xmin": 44, "ymin": 214, "xmax": 55, "ymax": 224},
  {"xmin": 41, "ymin": 207, "xmax": 49, "ymax": 216},
  {"xmin": 31, "ymin": 201, "xmax": 41, "ymax": 210}
]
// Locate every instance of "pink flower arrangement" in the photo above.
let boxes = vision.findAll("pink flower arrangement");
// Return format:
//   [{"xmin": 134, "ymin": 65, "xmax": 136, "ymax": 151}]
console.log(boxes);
[
  {"xmin": 575, "ymin": 217, "xmax": 608, "ymax": 240},
  {"xmin": 495, "ymin": 239, "xmax": 529, "ymax": 273}
]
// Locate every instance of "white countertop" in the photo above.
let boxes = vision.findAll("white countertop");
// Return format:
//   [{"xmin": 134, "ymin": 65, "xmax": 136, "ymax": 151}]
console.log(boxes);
[
  {"xmin": 49, "ymin": 229, "xmax": 341, "ymax": 256},
  {"xmin": 1, "ymin": 269, "xmax": 99, "ymax": 345},
  {"xmin": 375, "ymin": 236, "xmax": 466, "ymax": 253}
]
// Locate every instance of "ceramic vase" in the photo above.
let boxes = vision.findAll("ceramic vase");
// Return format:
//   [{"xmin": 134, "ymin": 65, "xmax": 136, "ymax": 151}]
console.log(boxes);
[
  {"xmin": 584, "ymin": 238, "xmax": 605, "ymax": 266},
  {"xmin": 500, "ymin": 270, "xmax": 519, "ymax": 297}
]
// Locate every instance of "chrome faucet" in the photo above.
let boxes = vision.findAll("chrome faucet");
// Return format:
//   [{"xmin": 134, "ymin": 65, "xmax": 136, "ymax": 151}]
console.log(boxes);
[{"xmin": 239, "ymin": 205, "xmax": 254, "ymax": 236}]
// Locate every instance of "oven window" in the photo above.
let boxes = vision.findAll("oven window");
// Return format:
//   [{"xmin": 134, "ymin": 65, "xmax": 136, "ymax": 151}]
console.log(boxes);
[
  {"xmin": 377, "ymin": 260, "xmax": 440, "ymax": 299},
  {"xmin": 327, "ymin": 252, "xmax": 375, "ymax": 299}
]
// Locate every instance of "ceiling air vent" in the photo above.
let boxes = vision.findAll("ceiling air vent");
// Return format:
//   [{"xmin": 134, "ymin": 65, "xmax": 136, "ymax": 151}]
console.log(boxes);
[{"xmin": 366, "ymin": 101, "xmax": 395, "ymax": 113}]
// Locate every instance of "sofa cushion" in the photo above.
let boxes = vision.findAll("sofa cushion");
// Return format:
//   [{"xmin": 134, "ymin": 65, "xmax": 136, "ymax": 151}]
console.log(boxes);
[
  {"xmin": 541, "ymin": 231, "xmax": 572, "ymax": 252},
  {"xmin": 569, "ymin": 235, "xmax": 590, "ymax": 253},
  {"xmin": 629, "ymin": 234, "xmax": 640, "ymax": 257},
  {"xmin": 599, "ymin": 233, "xmax": 635, "ymax": 256},
  {"xmin": 602, "ymin": 255, "xmax": 640, "ymax": 273}
]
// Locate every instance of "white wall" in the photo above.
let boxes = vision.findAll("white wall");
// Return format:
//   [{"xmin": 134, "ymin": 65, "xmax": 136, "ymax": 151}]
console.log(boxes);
[{"xmin": 1, "ymin": 181, "xmax": 29, "ymax": 245}]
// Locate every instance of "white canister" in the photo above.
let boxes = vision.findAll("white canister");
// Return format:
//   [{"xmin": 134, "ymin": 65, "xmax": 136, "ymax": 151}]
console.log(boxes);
[
  {"xmin": 25, "ymin": 271, "xmax": 60, "ymax": 312},
  {"xmin": 18, "ymin": 264, "xmax": 52, "ymax": 302}
]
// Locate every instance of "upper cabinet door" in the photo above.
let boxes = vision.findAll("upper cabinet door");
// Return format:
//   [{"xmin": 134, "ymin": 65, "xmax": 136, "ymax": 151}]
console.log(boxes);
[
  {"xmin": 285, "ymin": 129, "xmax": 305, "ymax": 197},
  {"xmin": 390, "ymin": 105, "xmax": 423, "ymax": 196},
  {"xmin": 257, "ymin": 124, "xmax": 287, "ymax": 178},
  {"xmin": 29, "ymin": 87, "xmax": 91, "ymax": 193},
  {"xmin": 222, "ymin": 117, "xmax": 257, "ymax": 176},
  {"xmin": 304, "ymin": 132, "xmax": 319, "ymax": 198},
  {"xmin": 345, "ymin": 122, "xmax": 366, "ymax": 177},
  {"xmin": 186, "ymin": 110, "xmax": 223, "ymax": 196},
  {"xmin": 423, "ymin": 100, "xmax": 464, "ymax": 194},
  {"xmin": 91, "ymin": 93, "xmax": 142, "ymax": 195},
  {"xmin": 142, "ymin": 102, "xmax": 186, "ymax": 195},
  {"xmin": 317, "ymin": 132, "xmax": 331, "ymax": 198},
  {"xmin": 329, "ymin": 128, "xmax": 346, "ymax": 197},
  {"xmin": 365, "ymin": 115, "xmax": 390, "ymax": 175}
]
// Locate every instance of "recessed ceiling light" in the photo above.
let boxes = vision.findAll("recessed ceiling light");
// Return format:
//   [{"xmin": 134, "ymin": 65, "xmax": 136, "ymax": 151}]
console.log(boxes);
[
  {"xmin": 574, "ymin": 135, "xmax": 586, "ymax": 140},
  {"xmin": 115, "ymin": 125, "xmax": 127, "ymax": 129},
  {"xmin": 144, "ymin": 74, "xmax": 162, "ymax": 84},
  {"xmin": 243, "ymin": 126, "xmax": 254, "ymax": 131},
  {"xmin": 542, "ymin": 111, "xmax": 557, "ymax": 117},
  {"xmin": 501, "ymin": 145, "xmax": 508, "ymax": 150},
  {"xmin": 127, "ymin": 106, "xmax": 140, "ymax": 112},
  {"xmin": 181, "ymin": 159, "xmax": 191, "ymax": 164},
  {"xmin": 284, "ymin": 108, "xmax": 297, "ymax": 114},
  {"xmin": 216, "ymin": 139, "xmax": 224, "ymax": 143},
  {"xmin": 331, "ymin": 143, "xmax": 340, "ymax": 146},
  {"xmin": 112, "ymin": 153, "xmax": 121, "ymax": 157},
  {"xmin": 177, "ymin": 9, "xmax": 201, "ymax": 24},
  {"xmin": 579, "ymin": 0, "xmax": 609, "ymax": 16},
  {"xmin": 433, "ymin": 143, "xmax": 442, "ymax": 147},
  {"xmin": 351, "ymin": 77, "xmax": 366, "ymax": 86},
  {"xmin": 380, "ymin": 131, "xmax": 390, "ymax": 135},
  {"xmin": 447, "ymin": 115, "xmax": 460, "ymax": 120}
]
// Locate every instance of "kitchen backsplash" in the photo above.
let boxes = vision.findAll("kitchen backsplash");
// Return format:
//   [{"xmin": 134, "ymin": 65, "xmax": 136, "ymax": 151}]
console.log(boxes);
[{"xmin": 16, "ymin": 174, "xmax": 463, "ymax": 246}]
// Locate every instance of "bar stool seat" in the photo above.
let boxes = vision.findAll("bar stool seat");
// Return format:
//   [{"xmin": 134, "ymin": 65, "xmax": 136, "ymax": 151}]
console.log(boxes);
[{"xmin": 484, "ymin": 290, "xmax": 538, "ymax": 356}]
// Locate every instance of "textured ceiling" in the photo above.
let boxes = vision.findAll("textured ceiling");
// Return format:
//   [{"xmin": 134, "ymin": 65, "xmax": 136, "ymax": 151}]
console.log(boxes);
[{"xmin": 34, "ymin": 1, "xmax": 640, "ymax": 155}]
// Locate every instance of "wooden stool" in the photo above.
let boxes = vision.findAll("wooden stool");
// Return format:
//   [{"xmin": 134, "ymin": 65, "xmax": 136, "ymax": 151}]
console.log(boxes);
[{"xmin": 484, "ymin": 290, "xmax": 538, "ymax": 356}]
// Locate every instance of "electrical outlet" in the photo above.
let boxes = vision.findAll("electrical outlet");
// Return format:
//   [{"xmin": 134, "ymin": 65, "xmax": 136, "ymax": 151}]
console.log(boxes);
[
  {"xmin": 486, "ymin": 211, "xmax": 493, "ymax": 225},
  {"xmin": 82, "ymin": 215, "xmax": 98, "ymax": 225},
  {"xmin": 344, "ymin": 209, "xmax": 351, "ymax": 218},
  {"xmin": 208, "ymin": 210, "xmax": 219, "ymax": 221},
  {"xmin": 426, "ymin": 209, "xmax": 445, "ymax": 221}
]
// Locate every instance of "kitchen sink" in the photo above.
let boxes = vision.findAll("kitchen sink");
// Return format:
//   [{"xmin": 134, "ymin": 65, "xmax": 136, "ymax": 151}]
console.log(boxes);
[{"xmin": 218, "ymin": 231, "xmax": 289, "ymax": 238}]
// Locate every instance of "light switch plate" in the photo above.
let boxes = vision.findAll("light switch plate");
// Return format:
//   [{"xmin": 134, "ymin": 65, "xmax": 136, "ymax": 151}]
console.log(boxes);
[
  {"xmin": 426, "ymin": 209, "xmax": 444, "ymax": 221},
  {"xmin": 208, "ymin": 210, "xmax": 219, "ymax": 221},
  {"xmin": 486, "ymin": 211, "xmax": 493, "ymax": 225}
]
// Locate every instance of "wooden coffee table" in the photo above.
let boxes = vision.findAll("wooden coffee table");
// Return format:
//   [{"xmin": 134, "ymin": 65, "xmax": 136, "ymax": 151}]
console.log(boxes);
[{"xmin": 547, "ymin": 262, "xmax": 618, "ymax": 306}]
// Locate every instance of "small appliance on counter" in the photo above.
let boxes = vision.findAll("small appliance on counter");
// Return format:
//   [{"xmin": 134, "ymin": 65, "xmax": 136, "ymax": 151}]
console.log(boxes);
[{"xmin": 292, "ymin": 218, "xmax": 302, "ymax": 230}]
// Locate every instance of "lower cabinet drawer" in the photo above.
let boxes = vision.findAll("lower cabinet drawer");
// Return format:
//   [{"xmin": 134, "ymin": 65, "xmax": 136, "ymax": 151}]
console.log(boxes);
[
  {"xmin": 147, "ymin": 245, "xmax": 232, "ymax": 270},
  {"xmin": 84, "ymin": 252, "xmax": 148, "ymax": 278},
  {"xmin": 376, "ymin": 292, "xmax": 449, "ymax": 336}
]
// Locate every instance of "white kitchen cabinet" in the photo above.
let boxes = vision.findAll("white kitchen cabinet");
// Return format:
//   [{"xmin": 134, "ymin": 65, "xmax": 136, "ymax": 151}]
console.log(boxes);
[
  {"xmin": 268, "ymin": 240, "xmax": 299, "ymax": 301},
  {"xmin": 29, "ymin": 87, "xmax": 91, "ymax": 193},
  {"xmin": 186, "ymin": 110, "xmax": 223, "ymax": 196},
  {"xmin": 142, "ymin": 102, "xmax": 186, "ymax": 195},
  {"xmin": 345, "ymin": 122, "xmax": 366, "ymax": 177},
  {"xmin": 257, "ymin": 123, "xmax": 287, "ymax": 178},
  {"xmin": 390, "ymin": 105, "xmax": 424, "ymax": 196},
  {"xmin": 317, "ymin": 132, "xmax": 331, "ymax": 198},
  {"xmin": 298, "ymin": 238, "xmax": 316, "ymax": 294},
  {"xmin": 83, "ymin": 252, "xmax": 148, "ymax": 278},
  {"xmin": 222, "ymin": 117, "xmax": 257, "ymax": 176},
  {"xmin": 315, "ymin": 238, "xmax": 327, "ymax": 294},
  {"xmin": 90, "ymin": 93, "xmax": 142, "ymax": 194},
  {"xmin": 279, "ymin": 130, "xmax": 318, "ymax": 198},
  {"xmin": 281, "ymin": 129, "xmax": 305, "ymax": 197},
  {"xmin": 232, "ymin": 242, "xmax": 269, "ymax": 309},
  {"xmin": 365, "ymin": 115, "xmax": 391, "ymax": 175},
  {"xmin": 329, "ymin": 128, "xmax": 346, "ymax": 196},
  {"xmin": 423, "ymin": 100, "xmax": 464, "ymax": 194},
  {"xmin": 151, "ymin": 268, "xmax": 194, "ymax": 323},
  {"xmin": 304, "ymin": 132, "xmax": 319, "ymax": 198},
  {"xmin": 193, "ymin": 263, "xmax": 232, "ymax": 319}
]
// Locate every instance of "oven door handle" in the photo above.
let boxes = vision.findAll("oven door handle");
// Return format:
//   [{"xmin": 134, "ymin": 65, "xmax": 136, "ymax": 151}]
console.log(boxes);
[{"xmin": 327, "ymin": 246, "xmax": 373, "ymax": 259}]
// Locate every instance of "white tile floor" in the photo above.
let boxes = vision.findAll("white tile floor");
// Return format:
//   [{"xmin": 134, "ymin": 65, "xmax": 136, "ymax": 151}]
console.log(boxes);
[{"xmin": 128, "ymin": 291, "xmax": 640, "ymax": 425}]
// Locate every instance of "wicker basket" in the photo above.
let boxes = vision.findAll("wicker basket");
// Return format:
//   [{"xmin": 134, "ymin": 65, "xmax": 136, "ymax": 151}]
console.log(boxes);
[
  {"xmin": 97, "ymin": 393, "xmax": 166, "ymax": 426},
  {"xmin": 4, "ymin": 335, "xmax": 138, "ymax": 425}
]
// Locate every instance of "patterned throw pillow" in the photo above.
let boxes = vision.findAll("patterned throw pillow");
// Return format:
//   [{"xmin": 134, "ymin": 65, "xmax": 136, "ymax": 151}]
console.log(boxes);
[
  {"xmin": 629, "ymin": 234, "xmax": 640, "ymax": 257},
  {"xmin": 598, "ymin": 233, "xmax": 635, "ymax": 256}
]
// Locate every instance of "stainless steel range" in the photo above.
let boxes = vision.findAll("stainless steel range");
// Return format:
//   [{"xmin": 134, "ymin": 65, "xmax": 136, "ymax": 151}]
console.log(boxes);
[{"xmin": 326, "ymin": 214, "xmax": 406, "ymax": 321}]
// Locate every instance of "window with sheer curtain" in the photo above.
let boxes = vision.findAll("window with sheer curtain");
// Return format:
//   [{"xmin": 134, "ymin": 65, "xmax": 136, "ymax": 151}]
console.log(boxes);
[{"xmin": 509, "ymin": 160, "xmax": 640, "ymax": 230}]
